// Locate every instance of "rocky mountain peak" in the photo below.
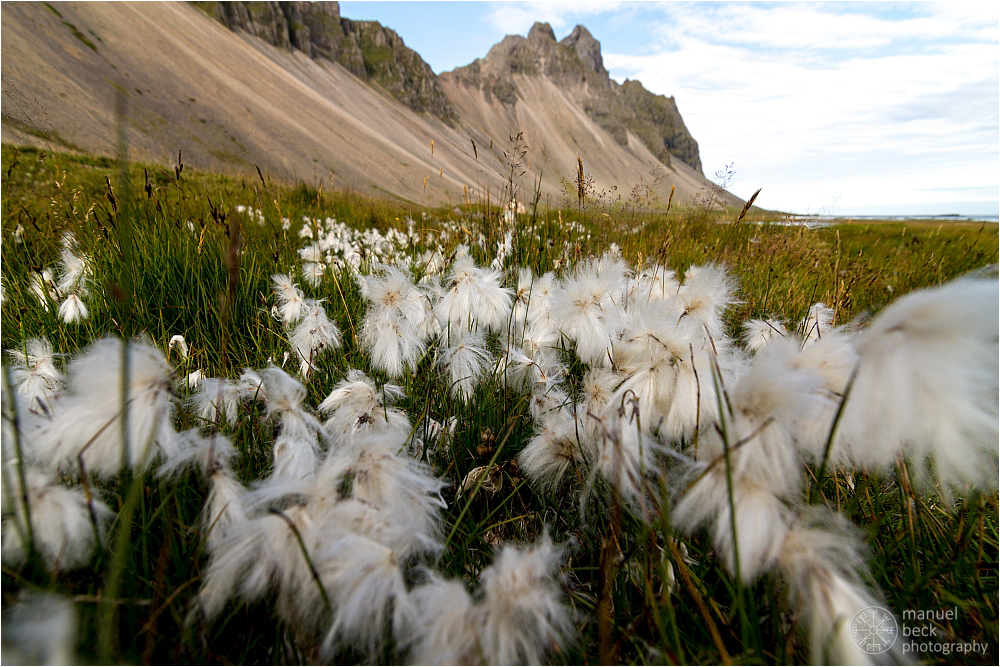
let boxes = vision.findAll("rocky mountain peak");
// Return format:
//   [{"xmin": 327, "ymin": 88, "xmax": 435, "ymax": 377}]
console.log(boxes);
[
  {"xmin": 527, "ymin": 21, "xmax": 557, "ymax": 43},
  {"xmin": 442, "ymin": 22, "xmax": 703, "ymax": 174},
  {"xmin": 560, "ymin": 24, "xmax": 606, "ymax": 77}
]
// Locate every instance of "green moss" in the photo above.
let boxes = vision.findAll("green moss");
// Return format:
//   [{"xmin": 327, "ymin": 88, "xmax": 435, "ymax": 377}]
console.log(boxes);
[
  {"xmin": 61, "ymin": 20, "xmax": 98, "ymax": 52},
  {"xmin": 2, "ymin": 117, "xmax": 86, "ymax": 152},
  {"xmin": 189, "ymin": 1, "xmax": 217, "ymax": 18}
]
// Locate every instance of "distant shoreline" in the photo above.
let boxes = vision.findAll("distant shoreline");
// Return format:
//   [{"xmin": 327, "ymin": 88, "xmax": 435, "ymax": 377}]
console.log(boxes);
[{"xmin": 759, "ymin": 214, "xmax": 999, "ymax": 229}]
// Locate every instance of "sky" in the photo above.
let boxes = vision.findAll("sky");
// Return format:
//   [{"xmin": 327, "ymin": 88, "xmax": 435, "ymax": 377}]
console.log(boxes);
[{"xmin": 340, "ymin": 1, "xmax": 999, "ymax": 217}]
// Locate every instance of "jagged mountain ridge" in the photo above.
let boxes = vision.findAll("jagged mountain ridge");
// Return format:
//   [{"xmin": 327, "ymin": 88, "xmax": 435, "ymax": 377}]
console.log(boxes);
[
  {"xmin": 201, "ymin": 5, "xmax": 702, "ymax": 175},
  {"xmin": 442, "ymin": 22, "xmax": 703, "ymax": 174},
  {"xmin": 1, "ymin": 1, "xmax": 737, "ymax": 209}
]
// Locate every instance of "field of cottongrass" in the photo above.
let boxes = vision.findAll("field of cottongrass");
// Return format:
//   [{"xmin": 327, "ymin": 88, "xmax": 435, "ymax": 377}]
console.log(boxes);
[{"xmin": 1, "ymin": 144, "xmax": 998, "ymax": 665}]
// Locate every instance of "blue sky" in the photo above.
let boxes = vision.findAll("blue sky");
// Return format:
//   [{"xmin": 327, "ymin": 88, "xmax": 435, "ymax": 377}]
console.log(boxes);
[{"xmin": 341, "ymin": 1, "xmax": 999, "ymax": 217}]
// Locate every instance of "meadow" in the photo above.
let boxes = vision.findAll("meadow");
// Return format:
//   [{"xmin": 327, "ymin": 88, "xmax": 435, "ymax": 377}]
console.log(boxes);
[{"xmin": 1, "ymin": 143, "xmax": 997, "ymax": 665}]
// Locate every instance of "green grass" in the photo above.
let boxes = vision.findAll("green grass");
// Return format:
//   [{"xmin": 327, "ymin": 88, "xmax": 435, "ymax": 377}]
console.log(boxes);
[{"xmin": 2, "ymin": 144, "xmax": 997, "ymax": 665}]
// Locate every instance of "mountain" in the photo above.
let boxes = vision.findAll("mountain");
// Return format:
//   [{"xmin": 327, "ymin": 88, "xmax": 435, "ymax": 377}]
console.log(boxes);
[
  {"xmin": 192, "ymin": 1, "xmax": 457, "ymax": 124},
  {"xmin": 442, "ymin": 22, "xmax": 702, "ymax": 174},
  {"xmin": 1, "ymin": 2, "xmax": 740, "ymax": 210}
]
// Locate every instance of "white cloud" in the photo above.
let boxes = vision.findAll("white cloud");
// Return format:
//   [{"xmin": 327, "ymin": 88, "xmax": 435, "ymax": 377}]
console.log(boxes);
[
  {"xmin": 602, "ymin": 2, "xmax": 999, "ymax": 213},
  {"xmin": 484, "ymin": 0, "xmax": 626, "ymax": 38}
]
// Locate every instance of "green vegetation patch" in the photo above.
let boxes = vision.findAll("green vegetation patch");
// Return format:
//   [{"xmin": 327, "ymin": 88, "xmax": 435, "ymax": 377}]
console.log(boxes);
[{"xmin": 1, "ymin": 145, "xmax": 996, "ymax": 665}]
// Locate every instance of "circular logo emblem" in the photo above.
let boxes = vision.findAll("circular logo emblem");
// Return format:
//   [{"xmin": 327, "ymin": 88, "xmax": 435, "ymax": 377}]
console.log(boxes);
[{"xmin": 851, "ymin": 606, "xmax": 898, "ymax": 654}]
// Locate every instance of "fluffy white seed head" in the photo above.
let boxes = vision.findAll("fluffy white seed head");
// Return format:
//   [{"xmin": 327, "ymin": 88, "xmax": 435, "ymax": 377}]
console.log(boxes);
[
  {"xmin": 1, "ymin": 592, "xmax": 79, "ymax": 666},
  {"xmin": 2, "ymin": 465, "xmax": 112, "ymax": 571},
  {"xmin": 550, "ymin": 257, "xmax": 625, "ymax": 366},
  {"xmin": 156, "ymin": 429, "xmax": 238, "ymax": 479},
  {"xmin": 57, "ymin": 294, "xmax": 89, "ymax": 324},
  {"xmin": 318, "ymin": 370, "xmax": 410, "ymax": 449},
  {"xmin": 697, "ymin": 342, "xmax": 824, "ymax": 497},
  {"xmin": 676, "ymin": 264, "xmax": 737, "ymax": 341},
  {"xmin": 56, "ymin": 245, "xmax": 89, "ymax": 296},
  {"xmin": 7, "ymin": 338, "xmax": 63, "ymax": 416},
  {"xmin": 439, "ymin": 331, "xmax": 493, "ymax": 402},
  {"xmin": 290, "ymin": 300, "xmax": 342, "ymax": 378},
  {"xmin": 477, "ymin": 532, "xmax": 570, "ymax": 666},
  {"xmin": 436, "ymin": 257, "xmax": 512, "ymax": 334},
  {"xmin": 316, "ymin": 434, "xmax": 446, "ymax": 557},
  {"xmin": 272, "ymin": 273, "xmax": 307, "ymax": 325},
  {"xmin": 167, "ymin": 334, "xmax": 189, "ymax": 361},
  {"xmin": 319, "ymin": 535, "xmax": 409, "ymax": 660},
  {"xmin": 399, "ymin": 573, "xmax": 479, "ymax": 665},
  {"xmin": 777, "ymin": 509, "xmax": 906, "ymax": 665},
  {"xmin": 742, "ymin": 318, "xmax": 788, "ymax": 353},
  {"xmin": 840, "ymin": 278, "xmax": 999, "ymax": 490},
  {"xmin": 519, "ymin": 407, "xmax": 591, "ymax": 493},
  {"xmin": 30, "ymin": 269, "xmax": 59, "ymax": 310},
  {"xmin": 799, "ymin": 302, "xmax": 834, "ymax": 344},
  {"xmin": 190, "ymin": 377, "xmax": 243, "ymax": 425},
  {"xmin": 28, "ymin": 338, "xmax": 177, "ymax": 478}
]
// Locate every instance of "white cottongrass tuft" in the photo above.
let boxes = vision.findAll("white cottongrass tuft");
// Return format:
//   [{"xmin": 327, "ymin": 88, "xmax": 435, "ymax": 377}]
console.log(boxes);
[
  {"xmin": 318, "ymin": 369, "xmax": 410, "ymax": 448},
  {"xmin": 200, "ymin": 469, "xmax": 248, "ymax": 550},
  {"xmin": 57, "ymin": 294, "xmax": 89, "ymax": 324},
  {"xmin": 698, "ymin": 344, "xmax": 822, "ymax": 498},
  {"xmin": 289, "ymin": 300, "xmax": 341, "ymax": 378},
  {"xmin": 438, "ymin": 330, "xmax": 493, "ymax": 401},
  {"xmin": 195, "ymin": 506, "xmax": 313, "ymax": 623},
  {"xmin": 237, "ymin": 368, "xmax": 266, "ymax": 402},
  {"xmin": 632, "ymin": 263, "xmax": 680, "ymax": 305},
  {"xmin": 436, "ymin": 256, "xmax": 512, "ymax": 334},
  {"xmin": 157, "ymin": 428, "xmax": 250, "ymax": 550},
  {"xmin": 184, "ymin": 369, "xmax": 204, "ymax": 391},
  {"xmin": 610, "ymin": 303, "xmax": 718, "ymax": 442},
  {"xmin": 157, "ymin": 430, "xmax": 245, "ymax": 549},
  {"xmin": 56, "ymin": 239, "xmax": 89, "ymax": 296},
  {"xmin": 839, "ymin": 277, "xmax": 999, "ymax": 489},
  {"xmin": 272, "ymin": 273, "xmax": 307, "ymax": 325},
  {"xmin": 519, "ymin": 406, "xmax": 591, "ymax": 493},
  {"xmin": 299, "ymin": 244, "xmax": 327, "ymax": 287},
  {"xmin": 550, "ymin": 256, "xmax": 626, "ymax": 365},
  {"xmin": 316, "ymin": 431, "xmax": 447, "ymax": 556},
  {"xmin": 260, "ymin": 366, "xmax": 325, "ymax": 481},
  {"xmin": 2, "ymin": 463, "xmax": 112, "ymax": 570},
  {"xmin": 196, "ymin": 403, "xmax": 447, "ymax": 657},
  {"xmin": 189, "ymin": 377, "xmax": 242, "ymax": 425},
  {"xmin": 167, "ymin": 334, "xmax": 189, "ymax": 361},
  {"xmin": 777, "ymin": 509, "xmax": 907, "ymax": 665},
  {"xmin": 360, "ymin": 266, "xmax": 427, "ymax": 377},
  {"xmin": 7, "ymin": 337, "xmax": 63, "ymax": 416},
  {"xmin": 28, "ymin": 338, "xmax": 177, "ymax": 478},
  {"xmin": 510, "ymin": 267, "xmax": 537, "ymax": 340},
  {"xmin": 590, "ymin": 396, "xmax": 656, "ymax": 504},
  {"xmin": 799, "ymin": 302, "xmax": 834, "ymax": 343},
  {"xmin": 1, "ymin": 592, "xmax": 79, "ymax": 665},
  {"xmin": 673, "ymin": 343, "xmax": 827, "ymax": 580},
  {"xmin": 156, "ymin": 428, "xmax": 238, "ymax": 480},
  {"xmin": 30, "ymin": 269, "xmax": 59, "ymax": 310},
  {"xmin": 676, "ymin": 263, "xmax": 737, "ymax": 341},
  {"xmin": 399, "ymin": 573, "xmax": 479, "ymax": 664},
  {"xmin": 477, "ymin": 531, "xmax": 571, "ymax": 665},
  {"xmin": 741, "ymin": 318, "xmax": 787, "ymax": 353},
  {"xmin": 319, "ymin": 534, "xmax": 410, "ymax": 660}
]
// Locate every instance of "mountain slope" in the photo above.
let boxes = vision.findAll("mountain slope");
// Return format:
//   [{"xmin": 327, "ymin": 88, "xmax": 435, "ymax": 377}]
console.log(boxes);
[
  {"xmin": 194, "ymin": 1, "xmax": 458, "ymax": 124},
  {"xmin": 1, "ymin": 2, "xmax": 739, "ymax": 209},
  {"xmin": 1, "ymin": 1, "xmax": 473, "ymax": 203},
  {"xmin": 442, "ymin": 22, "xmax": 703, "ymax": 174}
]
